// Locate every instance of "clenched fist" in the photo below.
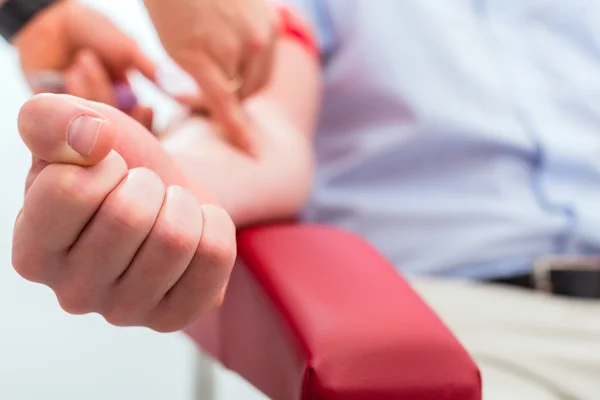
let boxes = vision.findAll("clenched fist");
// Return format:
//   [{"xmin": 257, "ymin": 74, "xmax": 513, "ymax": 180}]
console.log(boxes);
[{"xmin": 12, "ymin": 94, "xmax": 236, "ymax": 332}]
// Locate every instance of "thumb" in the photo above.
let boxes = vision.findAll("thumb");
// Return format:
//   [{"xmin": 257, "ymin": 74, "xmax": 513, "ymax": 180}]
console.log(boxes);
[{"xmin": 18, "ymin": 94, "xmax": 114, "ymax": 166}]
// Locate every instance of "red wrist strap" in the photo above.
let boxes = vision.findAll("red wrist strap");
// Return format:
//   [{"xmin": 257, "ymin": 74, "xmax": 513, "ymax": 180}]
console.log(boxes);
[{"xmin": 277, "ymin": 6, "xmax": 319, "ymax": 58}]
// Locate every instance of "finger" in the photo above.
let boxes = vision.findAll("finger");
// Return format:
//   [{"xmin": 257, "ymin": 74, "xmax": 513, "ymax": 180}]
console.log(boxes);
[
  {"xmin": 237, "ymin": 6, "xmax": 278, "ymax": 99},
  {"xmin": 18, "ymin": 94, "xmax": 115, "ymax": 166},
  {"xmin": 184, "ymin": 57, "xmax": 252, "ymax": 151},
  {"xmin": 238, "ymin": 32, "xmax": 276, "ymax": 99},
  {"xmin": 106, "ymin": 185, "xmax": 203, "ymax": 327},
  {"xmin": 20, "ymin": 94, "xmax": 209, "ymax": 201},
  {"xmin": 24, "ymin": 156, "xmax": 48, "ymax": 196},
  {"xmin": 78, "ymin": 50, "xmax": 116, "ymax": 106},
  {"xmin": 64, "ymin": 63, "xmax": 93, "ymax": 100},
  {"xmin": 12, "ymin": 151, "xmax": 128, "ymax": 283},
  {"xmin": 131, "ymin": 46, "xmax": 157, "ymax": 83},
  {"xmin": 147, "ymin": 204, "xmax": 235, "ymax": 332},
  {"xmin": 129, "ymin": 106, "xmax": 153, "ymax": 131},
  {"xmin": 200, "ymin": 24, "xmax": 242, "ymax": 80},
  {"xmin": 68, "ymin": 4, "xmax": 154, "ymax": 82},
  {"xmin": 63, "ymin": 168, "xmax": 165, "ymax": 311}
]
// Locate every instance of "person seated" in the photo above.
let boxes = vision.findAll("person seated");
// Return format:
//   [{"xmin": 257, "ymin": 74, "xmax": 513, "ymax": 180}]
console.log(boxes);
[{"xmin": 10, "ymin": 0, "xmax": 600, "ymax": 398}]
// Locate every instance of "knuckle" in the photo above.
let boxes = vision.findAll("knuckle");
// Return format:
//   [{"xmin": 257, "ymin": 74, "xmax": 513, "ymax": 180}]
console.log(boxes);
[
  {"xmin": 156, "ymin": 222, "xmax": 199, "ymax": 254},
  {"xmin": 102, "ymin": 291, "xmax": 152, "ymax": 328},
  {"xmin": 214, "ymin": 37, "xmax": 240, "ymax": 65},
  {"xmin": 11, "ymin": 245, "xmax": 42, "ymax": 282},
  {"xmin": 12, "ymin": 260, "xmax": 39, "ymax": 283},
  {"xmin": 246, "ymin": 30, "xmax": 270, "ymax": 54},
  {"xmin": 102, "ymin": 197, "xmax": 154, "ymax": 234},
  {"xmin": 170, "ymin": 31, "xmax": 209, "ymax": 65},
  {"xmin": 56, "ymin": 284, "xmax": 96, "ymax": 315},
  {"xmin": 183, "ymin": 29, "xmax": 209, "ymax": 51},
  {"xmin": 103, "ymin": 305, "xmax": 141, "ymax": 328},
  {"xmin": 198, "ymin": 208, "xmax": 237, "ymax": 267},
  {"xmin": 146, "ymin": 314, "xmax": 182, "ymax": 333},
  {"xmin": 201, "ymin": 234, "xmax": 236, "ymax": 267},
  {"xmin": 12, "ymin": 233, "xmax": 56, "ymax": 284},
  {"xmin": 52, "ymin": 166, "xmax": 94, "ymax": 204}
]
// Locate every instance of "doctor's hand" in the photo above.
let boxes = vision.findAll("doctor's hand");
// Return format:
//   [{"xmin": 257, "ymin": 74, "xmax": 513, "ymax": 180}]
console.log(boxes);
[
  {"xmin": 144, "ymin": 0, "xmax": 278, "ymax": 153},
  {"xmin": 13, "ymin": 0, "xmax": 155, "ymax": 93}
]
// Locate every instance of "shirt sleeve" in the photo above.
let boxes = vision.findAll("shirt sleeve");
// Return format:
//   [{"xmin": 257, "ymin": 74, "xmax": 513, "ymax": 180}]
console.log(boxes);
[{"xmin": 271, "ymin": 0, "xmax": 336, "ymax": 56}]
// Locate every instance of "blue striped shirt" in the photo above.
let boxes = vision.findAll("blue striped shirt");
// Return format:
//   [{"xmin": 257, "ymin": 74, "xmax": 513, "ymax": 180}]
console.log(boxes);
[{"xmin": 280, "ymin": 0, "xmax": 600, "ymax": 279}]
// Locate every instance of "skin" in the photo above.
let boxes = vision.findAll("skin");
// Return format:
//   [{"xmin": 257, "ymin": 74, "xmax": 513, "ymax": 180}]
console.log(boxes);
[
  {"xmin": 8, "ymin": 0, "xmax": 278, "ymax": 153},
  {"xmin": 13, "ymin": 94, "xmax": 234, "ymax": 332},
  {"xmin": 12, "ymin": 36, "xmax": 320, "ymax": 332},
  {"xmin": 144, "ymin": 0, "xmax": 279, "ymax": 150},
  {"xmin": 11, "ymin": 0, "xmax": 155, "ymax": 125},
  {"xmin": 12, "ymin": 0, "xmax": 155, "ymax": 84},
  {"xmin": 160, "ymin": 39, "xmax": 321, "ymax": 226}
]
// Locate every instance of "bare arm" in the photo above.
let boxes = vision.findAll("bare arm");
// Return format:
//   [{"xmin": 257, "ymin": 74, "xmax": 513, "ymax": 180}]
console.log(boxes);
[{"xmin": 160, "ymin": 37, "xmax": 321, "ymax": 227}]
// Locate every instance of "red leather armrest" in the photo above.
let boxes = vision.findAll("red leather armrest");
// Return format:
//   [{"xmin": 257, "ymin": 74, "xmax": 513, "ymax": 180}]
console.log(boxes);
[{"xmin": 185, "ymin": 224, "xmax": 481, "ymax": 400}]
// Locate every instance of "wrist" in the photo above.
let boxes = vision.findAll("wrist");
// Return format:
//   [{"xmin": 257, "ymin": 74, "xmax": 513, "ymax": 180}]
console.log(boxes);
[{"xmin": 9, "ymin": 0, "xmax": 69, "ymax": 46}]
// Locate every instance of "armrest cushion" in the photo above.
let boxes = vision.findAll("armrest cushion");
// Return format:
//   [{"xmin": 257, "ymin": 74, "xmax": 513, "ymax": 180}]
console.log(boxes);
[{"xmin": 186, "ymin": 224, "xmax": 481, "ymax": 400}]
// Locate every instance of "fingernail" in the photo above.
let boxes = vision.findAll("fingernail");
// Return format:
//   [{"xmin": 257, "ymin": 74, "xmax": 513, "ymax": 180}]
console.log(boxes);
[{"xmin": 67, "ymin": 115, "xmax": 104, "ymax": 156}]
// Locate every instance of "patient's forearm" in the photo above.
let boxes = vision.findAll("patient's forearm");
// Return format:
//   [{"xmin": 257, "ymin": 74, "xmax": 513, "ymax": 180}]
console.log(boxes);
[
  {"xmin": 161, "ymin": 38, "xmax": 320, "ymax": 227},
  {"xmin": 160, "ymin": 100, "xmax": 314, "ymax": 227}
]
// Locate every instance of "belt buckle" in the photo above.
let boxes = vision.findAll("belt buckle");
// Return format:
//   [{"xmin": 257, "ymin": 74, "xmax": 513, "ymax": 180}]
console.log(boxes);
[{"xmin": 534, "ymin": 255, "xmax": 600, "ymax": 296}]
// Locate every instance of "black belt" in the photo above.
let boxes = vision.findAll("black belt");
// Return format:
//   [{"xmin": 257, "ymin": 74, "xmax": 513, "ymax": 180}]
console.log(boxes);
[{"xmin": 490, "ymin": 269, "xmax": 600, "ymax": 299}]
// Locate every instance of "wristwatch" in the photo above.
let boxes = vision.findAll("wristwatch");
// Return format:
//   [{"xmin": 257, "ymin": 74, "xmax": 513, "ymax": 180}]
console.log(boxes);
[{"xmin": 0, "ymin": 0, "xmax": 58, "ymax": 42}]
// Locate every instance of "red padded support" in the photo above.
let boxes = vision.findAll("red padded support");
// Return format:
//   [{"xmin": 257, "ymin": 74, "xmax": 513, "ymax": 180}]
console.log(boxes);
[{"xmin": 185, "ymin": 224, "xmax": 481, "ymax": 400}]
